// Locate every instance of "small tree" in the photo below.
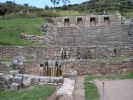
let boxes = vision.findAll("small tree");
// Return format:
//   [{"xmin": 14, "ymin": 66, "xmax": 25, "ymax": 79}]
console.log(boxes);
[
  {"xmin": 50, "ymin": 0, "xmax": 60, "ymax": 8},
  {"xmin": 44, "ymin": 5, "xmax": 49, "ymax": 10},
  {"xmin": 62, "ymin": 0, "xmax": 70, "ymax": 5},
  {"xmin": 24, "ymin": 3, "xmax": 29, "ymax": 7},
  {"xmin": 62, "ymin": 0, "xmax": 70, "ymax": 10}
]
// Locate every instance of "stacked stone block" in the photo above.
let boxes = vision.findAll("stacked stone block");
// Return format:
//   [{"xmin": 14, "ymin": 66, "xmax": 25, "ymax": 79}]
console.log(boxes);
[{"xmin": 42, "ymin": 14, "xmax": 133, "ymax": 47}]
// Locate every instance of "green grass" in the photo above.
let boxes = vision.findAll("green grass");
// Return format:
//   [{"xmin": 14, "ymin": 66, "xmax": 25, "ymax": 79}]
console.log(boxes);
[
  {"xmin": 123, "ymin": 11, "xmax": 133, "ymax": 18},
  {"xmin": 0, "ymin": 85, "xmax": 55, "ymax": 100},
  {"xmin": 37, "ymin": 10, "xmax": 83, "ymax": 17},
  {"xmin": 0, "ymin": 18, "xmax": 45, "ymax": 46},
  {"xmin": 55, "ymin": 10, "xmax": 82, "ymax": 16},
  {"xmin": 85, "ymin": 81, "xmax": 99, "ymax": 100},
  {"xmin": 85, "ymin": 73, "xmax": 133, "ymax": 100},
  {"xmin": 0, "ymin": 11, "xmax": 132, "ymax": 46}
]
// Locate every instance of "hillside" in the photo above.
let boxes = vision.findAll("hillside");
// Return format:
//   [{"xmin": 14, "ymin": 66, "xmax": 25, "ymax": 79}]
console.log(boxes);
[
  {"xmin": 0, "ymin": 1, "xmax": 82, "ymax": 17},
  {"xmin": 57, "ymin": 0, "xmax": 133, "ymax": 15},
  {"xmin": 1, "ymin": 0, "xmax": 133, "ymax": 16},
  {"xmin": 0, "ymin": 1, "xmax": 84, "ymax": 46}
]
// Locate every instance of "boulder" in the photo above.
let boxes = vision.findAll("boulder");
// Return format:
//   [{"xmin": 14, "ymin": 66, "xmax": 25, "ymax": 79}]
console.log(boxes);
[
  {"xmin": 56, "ymin": 78, "xmax": 75, "ymax": 100},
  {"xmin": 10, "ymin": 83, "xmax": 19, "ymax": 91},
  {"xmin": 9, "ymin": 70, "xmax": 19, "ymax": 75},
  {"xmin": 63, "ymin": 71, "xmax": 77, "ymax": 78},
  {"xmin": 23, "ymin": 78, "xmax": 31, "ymax": 87}
]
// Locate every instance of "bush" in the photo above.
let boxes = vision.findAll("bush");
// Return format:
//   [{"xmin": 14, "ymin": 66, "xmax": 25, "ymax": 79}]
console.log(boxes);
[
  {"xmin": 0, "ymin": 13, "xmax": 34, "ymax": 20},
  {"xmin": 37, "ymin": 10, "xmax": 61, "ymax": 17}
]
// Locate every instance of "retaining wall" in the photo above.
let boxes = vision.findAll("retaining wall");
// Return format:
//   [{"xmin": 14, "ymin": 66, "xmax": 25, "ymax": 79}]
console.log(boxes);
[
  {"xmin": 0, "ymin": 46, "xmax": 133, "ymax": 61},
  {"xmin": 73, "ymin": 59, "xmax": 133, "ymax": 75}
]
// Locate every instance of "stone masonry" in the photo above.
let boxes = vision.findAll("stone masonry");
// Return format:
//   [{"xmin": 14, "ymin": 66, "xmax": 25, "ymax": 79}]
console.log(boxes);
[
  {"xmin": 41, "ymin": 13, "xmax": 133, "ymax": 47},
  {"xmin": 0, "ymin": 46, "xmax": 133, "ymax": 61},
  {"xmin": 1, "ymin": 13, "xmax": 133, "ymax": 75}
]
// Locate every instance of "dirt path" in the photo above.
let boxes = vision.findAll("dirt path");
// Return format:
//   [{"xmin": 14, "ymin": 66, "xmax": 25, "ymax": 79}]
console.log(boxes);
[
  {"xmin": 47, "ymin": 92, "xmax": 56, "ymax": 100},
  {"xmin": 47, "ymin": 85, "xmax": 61, "ymax": 100},
  {"xmin": 95, "ymin": 79, "xmax": 133, "ymax": 100},
  {"xmin": 73, "ymin": 76, "xmax": 85, "ymax": 100},
  {"xmin": 47, "ymin": 76, "xmax": 85, "ymax": 100}
]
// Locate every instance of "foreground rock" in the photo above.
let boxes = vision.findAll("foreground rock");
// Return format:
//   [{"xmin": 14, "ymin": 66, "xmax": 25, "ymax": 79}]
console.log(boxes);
[{"xmin": 56, "ymin": 78, "xmax": 75, "ymax": 100}]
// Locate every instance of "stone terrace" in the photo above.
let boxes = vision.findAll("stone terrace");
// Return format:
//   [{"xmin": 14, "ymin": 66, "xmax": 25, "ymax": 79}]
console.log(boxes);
[{"xmin": 41, "ymin": 13, "xmax": 133, "ymax": 47}]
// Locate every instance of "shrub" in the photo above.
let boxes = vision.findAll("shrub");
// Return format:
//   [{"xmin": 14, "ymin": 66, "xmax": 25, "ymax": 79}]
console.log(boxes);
[
  {"xmin": 1, "ymin": 13, "xmax": 33, "ymax": 20},
  {"xmin": 37, "ymin": 10, "xmax": 60, "ymax": 17}
]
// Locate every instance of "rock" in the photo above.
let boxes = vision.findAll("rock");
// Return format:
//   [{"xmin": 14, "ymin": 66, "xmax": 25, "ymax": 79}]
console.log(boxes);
[
  {"xmin": 23, "ymin": 78, "xmax": 31, "ymax": 87},
  {"xmin": 55, "ymin": 76, "xmax": 63, "ymax": 83},
  {"xmin": 56, "ymin": 78, "xmax": 75, "ymax": 100},
  {"xmin": 9, "ymin": 70, "xmax": 19, "ymax": 75},
  {"xmin": 63, "ymin": 71, "xmax": 77, "ymax": 78},
  {"xmin": 0, "ymin": 73, "xmax": 4, "ymax": 76},
  {"xmin": 10, "ymin": 83, "xmax": 19, "ymax": 91},
  {"xmin": 12, "ymin": 76, "xmax": 23, "ymax": 86}
]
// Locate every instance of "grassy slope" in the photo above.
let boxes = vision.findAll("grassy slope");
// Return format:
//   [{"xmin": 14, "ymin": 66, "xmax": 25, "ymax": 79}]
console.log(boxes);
[
  {"xmin": 85, "ymin": 74, "xmax": 133, "ymax": 100},
  {"xmin": 85, "ymin": 81, "xmax": 99, "ymax": 100},
  {"xmin": 123, "ymin": 11, "xmax": 133, "ymax": 18},
  {"xmin": 0, "ymin": 18, "xmax": 44, "ymax": 46},
  {"xmin": 0, "ymin": 11, "xmax": 132, "ymax": 46},
  {"xmin": 55, "ymin": 10, "xmax": 82, "ymax": 16},
  {"xmin": 0, "ymin": 85, "xmax": 55, "ymax": 100},
  {"xmin": 0, "ymin": 10, "xmax": 81, "ymax": 46}
]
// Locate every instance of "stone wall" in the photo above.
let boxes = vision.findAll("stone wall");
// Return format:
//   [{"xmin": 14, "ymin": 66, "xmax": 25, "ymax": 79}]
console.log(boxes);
[
  {"xmin": 44, "ymin": 24, "xmax": 133, "ymax": 46},
  {"xmin": 0, "ymin": 63, "xmax": 4, "ymax": 70},
  {"xmin": 0, "ymin": 46, "xmax": 133, "ymax": 75},
  {"xmin": 73, "ymin": 59, "xmax": 133, "ymax": 75},
  {"xmin": 0, "ymin": 46, "xmax": 133, "ymax": 62},
  {"xmin": 22, "ymin": 61, "xmax": 42, "ymax": 75},
  {"xmin": 19, "ymin": 33, "xmax": 55, "ymax": 46},
  {"xmin": 19, "ymin": 14, "xmax": 133, "ymax": 47},
  {"xmin": 0, "ymin": 46, "xmax": 60, "ymax": 61},
  {"xmin": 52, "ymin": 14, "xmax": 121, "ymax": 27}
]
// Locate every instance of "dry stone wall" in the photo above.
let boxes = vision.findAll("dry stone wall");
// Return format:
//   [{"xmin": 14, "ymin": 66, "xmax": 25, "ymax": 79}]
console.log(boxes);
[
  {"xmin": 73, "ymin": 59, "xmax": 133, "ymax": 75},
  {"xmin": 1, "ymin": 14, "xmax": 133, "ymax": 75},
  {"xmin": 0, "ymin": 46, "xmax": 133, "ymax": 75},
  {"xmin": 0, "ymin": 46, "xmax": 61, "ymax": 61},
  {"xmin": 45, "ymin": 24, "xmax": 133, "ymax": 46},
  {"xmin": 0, "ymin": 46, "xmax": 133, "ymax": 61},
  {"xmin": 52, "ymin": 14, "xmax": 121, "ymax": 27},
  {"xmin": 41, "ymin": 14, "xmax": 133, "ymax": 47}
]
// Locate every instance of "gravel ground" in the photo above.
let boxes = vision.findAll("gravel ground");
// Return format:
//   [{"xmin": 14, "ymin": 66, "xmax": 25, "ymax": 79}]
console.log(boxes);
[
  {"xmin": 47, "ymin": 76, "xmax": 85, "ymax": 100},
  {"xmin": 95, "ymin": 79, "xmax": 133, "ymax": 100},
  {"xmin": 73, "ymin": 76, "xmax": 85, "ymax": 100},
  {"xmin": 47, "ymin": 85, "xmax": 61, "ymax": 100}
]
